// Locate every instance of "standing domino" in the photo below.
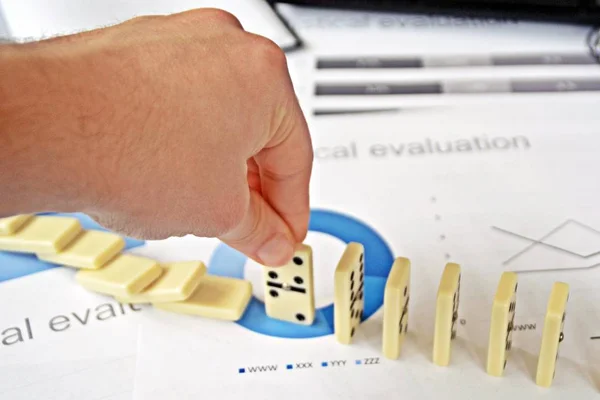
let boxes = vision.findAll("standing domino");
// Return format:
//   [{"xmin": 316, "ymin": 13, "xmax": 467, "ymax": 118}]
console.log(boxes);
[
  {"xmin": 536, "ymin": 282, "xmax": 569, "ymax": 387},
  {"xmin": 486, "ymin": 272, "xmax": 518, "ymax": 376},
  {"xmin": 433, "ymin": 262, "xmax": 461, "ymax": 366},
  {"xmin": 263, "ymin": 244, "xmax": 315, "ymax": 325},
  {"xmin": 382, "ymin": 257, "xmax": 411, "ymax": 359},
  {"xmin": 334, "ymin": 242, "xmax": 365, "ymax": 344}
]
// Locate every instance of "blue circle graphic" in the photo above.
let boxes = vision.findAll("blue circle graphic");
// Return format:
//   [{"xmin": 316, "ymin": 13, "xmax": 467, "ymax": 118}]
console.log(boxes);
[{"xmin": 208, "ymin": 209, "xmax": 394, "ymax": 339}]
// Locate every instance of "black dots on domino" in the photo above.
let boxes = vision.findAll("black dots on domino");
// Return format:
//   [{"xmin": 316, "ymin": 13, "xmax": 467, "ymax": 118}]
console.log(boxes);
[
  {"xmin": 296, "ymin": 313, "xmax": 305, "ymax": 322},
  {"xmin": 293, "ymin": 256, "xmax": 303, "ymax": 266},
  {"xmin": 268, "ymin": 271, "xmax": 278, "ymax": 280},
  {"xmin": 269, "ymin": 290, "xmax": 279, "ymax": 297},
  {"xmin": 294, "ymin": 276, "xmax": 304, "ymax": 285}
]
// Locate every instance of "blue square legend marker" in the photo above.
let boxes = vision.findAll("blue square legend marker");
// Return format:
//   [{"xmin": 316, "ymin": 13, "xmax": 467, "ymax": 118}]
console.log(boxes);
[
  {"xmin": 238, "ymin": 368, "xmax": 246, "ymax": 374},
  {"xmin": 355, "ymin": 360, "xmax": 362, "ymax": 365},
  {"xmin": 286, "ymin": 364, "xmax": 293, "ymax": 370},
  {"xmin": 321, "ymin": 362, "xmax": 328, "ymax": 367}
]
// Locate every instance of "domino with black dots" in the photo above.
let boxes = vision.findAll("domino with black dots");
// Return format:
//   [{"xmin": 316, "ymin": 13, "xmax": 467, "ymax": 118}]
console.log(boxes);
[
  {"xmin": 536, "ymin": 282, "xmax": 569, "ymax": 387},
  {"xmin": 263, "ymin": 244, "xmax": 315, "ymax": 325},
  {"xmin": 334, "ymin": 242, "xmax": 365, "ymax": 344},
  {"xmin": 433, "ymin": 262, "xmax": 461, "ymax": 366},
  {"xmin": 382, "ymin": 257, "xmax": 411, "ymax": 359},
  {"xmin": 486, "ymin": 272, "xmax": 518, "ymax": 377}
]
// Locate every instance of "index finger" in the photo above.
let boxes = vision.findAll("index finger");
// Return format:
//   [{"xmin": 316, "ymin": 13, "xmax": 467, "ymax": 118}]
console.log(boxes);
[{"xmin": 254, "ymin": 93, "xmax": 313, "ymax": 243}]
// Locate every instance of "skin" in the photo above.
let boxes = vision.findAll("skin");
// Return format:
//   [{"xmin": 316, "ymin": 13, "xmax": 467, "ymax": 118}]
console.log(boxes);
[{"xmin": 0, "ymin": 8, "xmax": 313, "ymax": 267}]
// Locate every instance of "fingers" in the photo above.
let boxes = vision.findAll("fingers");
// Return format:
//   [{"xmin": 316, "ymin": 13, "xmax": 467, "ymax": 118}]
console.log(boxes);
[
  {"xmin": 254, "ymin": 95, "xmax": 313, "ymax": 243},
  {"xmin": 219, "ymin": 189, "xmax": 296, "ymax": 267}
]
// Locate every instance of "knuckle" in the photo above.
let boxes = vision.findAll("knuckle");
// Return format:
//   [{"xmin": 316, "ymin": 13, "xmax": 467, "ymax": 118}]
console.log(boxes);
[
  {"xmin": 180, "ymin": 8, "xmax": 242, "ymax": 27},
  {"xmin": 251, "ymin": 35, "xmax": 287, "ymax": 70}
]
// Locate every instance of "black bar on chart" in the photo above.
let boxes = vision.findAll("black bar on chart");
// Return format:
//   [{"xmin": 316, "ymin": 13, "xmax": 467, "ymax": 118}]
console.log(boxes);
[
  {"xmin": 512, "ymin": 79, "xmax": 600, "ymax": 92},
  {"xmin": 315, "ymin": 83, "xmax": 442, "ymax": 95},
  {"xmin": 317, "ymin": 58, "xmax": 423, "ymax": 69},
  {"xmin": 492, "ymin": 54, "xmax": 598, "ymax": 66}
]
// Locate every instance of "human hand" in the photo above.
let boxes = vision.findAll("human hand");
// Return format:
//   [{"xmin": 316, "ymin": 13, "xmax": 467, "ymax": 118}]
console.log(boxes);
[{"xmin": 0, "ymin": 9, "xmax": 313, "ymax": 267}]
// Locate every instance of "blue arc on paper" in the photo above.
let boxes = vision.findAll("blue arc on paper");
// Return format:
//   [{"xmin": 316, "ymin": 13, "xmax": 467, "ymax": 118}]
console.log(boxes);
[
  {"xmin": 0, "ymin": 213, "xmax": 145, "ymax": 282},
  {"xmin": 208, "ymin": 209, "xmax": 394, "ymax": 339}
]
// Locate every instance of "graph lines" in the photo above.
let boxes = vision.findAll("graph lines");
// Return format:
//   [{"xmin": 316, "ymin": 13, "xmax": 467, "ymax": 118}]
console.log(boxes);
[{"xmin": 491, "ymin": 219, "xmax": 600, "ymax": 272}]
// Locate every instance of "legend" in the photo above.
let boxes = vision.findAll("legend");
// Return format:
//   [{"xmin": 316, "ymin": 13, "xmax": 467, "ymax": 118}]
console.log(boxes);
[{"xmin": 238, "ymin": 357, "xmax": 382, "ymax": 374}]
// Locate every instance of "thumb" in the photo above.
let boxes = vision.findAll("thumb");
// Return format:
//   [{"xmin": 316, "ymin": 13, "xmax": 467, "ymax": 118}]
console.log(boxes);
[{"xmin": 218, "ymin": 189, "xmax": 296, "ymax": 267}]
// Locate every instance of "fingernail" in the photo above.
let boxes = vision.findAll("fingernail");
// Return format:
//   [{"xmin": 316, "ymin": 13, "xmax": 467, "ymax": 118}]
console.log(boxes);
[{"xmin": 257, "ymin": 233, "xmax": 294, "ymax": 267}]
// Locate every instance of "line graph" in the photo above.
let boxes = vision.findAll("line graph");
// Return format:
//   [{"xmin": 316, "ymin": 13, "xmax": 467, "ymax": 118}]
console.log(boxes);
[{"xmin": 491, "ymin": 219, "xmax": 600, "ymax": 273}]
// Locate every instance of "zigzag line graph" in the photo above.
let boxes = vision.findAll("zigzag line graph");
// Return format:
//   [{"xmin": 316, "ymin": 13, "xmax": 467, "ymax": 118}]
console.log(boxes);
[{"xmin": 491, "ymin": 219, "xmax": 600, "ymax": 273}]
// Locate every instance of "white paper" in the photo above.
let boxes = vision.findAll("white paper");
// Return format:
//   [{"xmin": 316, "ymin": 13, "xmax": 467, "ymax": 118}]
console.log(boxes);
[
  {"xmin": 0, "ymin": 268, "xmax": 146, "ymax": 400},
  {"xmin": 0, "ymin": 0, "xmax": 297, "ymax": 49},
  {"xmin": 276, "ymin": 4, "xmax": 593, "ymax": 54},
  {"xmin": 131, "ymin": 102, "xmax": 600, "ymax": 399},
  {"xmin": 275, "ymin": 4, "xmax": 600, "ymax": 112}
]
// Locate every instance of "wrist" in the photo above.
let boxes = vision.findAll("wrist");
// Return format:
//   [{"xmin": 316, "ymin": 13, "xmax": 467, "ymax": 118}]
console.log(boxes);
[{"xmin": 0, "ymin": 40, "xmax": 106, "ymax": 215}]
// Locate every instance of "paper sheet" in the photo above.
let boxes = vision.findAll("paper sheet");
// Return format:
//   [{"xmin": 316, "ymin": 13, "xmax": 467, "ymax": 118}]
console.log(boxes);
[
  {"xmin": 0, "ymin": 268, "xmax": 146, "ymax": 399},
  {"xmin": 0, "ymin": 0, "xmax": 297, "ymax": 49},
  {"xmin": 131, "ymin": 101, "xmax": 600, "ymax": 399},
  {"xmin": 276, "ymin": 3, "xmax": 593, "ymax": 54},
  {"xmin": 276, "ymin": 4, "xmax": 600, "ymax": 112}
]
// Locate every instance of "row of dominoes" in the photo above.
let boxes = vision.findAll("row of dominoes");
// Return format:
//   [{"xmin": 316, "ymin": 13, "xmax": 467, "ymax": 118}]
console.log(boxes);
[
  {"xmin": 383, "ymin": 260, "xmax": 569, "ymax": 388},
  {"xmin": 260, "ymin": 241, "xmax": 570, "ymax": 388},
  {"xmin": 0, "ymin": 215, "xmax": 569, "ymax": 387},
  {"xmin": 0, "ymin": 215, "xmax": 254, "ymax": 321}
]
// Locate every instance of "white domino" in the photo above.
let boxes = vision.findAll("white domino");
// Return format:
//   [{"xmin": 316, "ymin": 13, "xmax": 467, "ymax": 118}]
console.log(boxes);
[
  {"xmin": 382, "ymin": 257, "xmax": 411, "ymax": 359},
  {"xmin": 263, "ymin": 244, "xmax": 315, "ymax": 325},
  {"xmin": 433, "ymin": 262, "xmax": 461, "ymax": 366},
  {"xmin": 334, "ymin": 242, "xmax": 365, "ymax": 344},
  {"xmin": 486, "ymin": 272, "xmax": 518, "ymax": 377}
]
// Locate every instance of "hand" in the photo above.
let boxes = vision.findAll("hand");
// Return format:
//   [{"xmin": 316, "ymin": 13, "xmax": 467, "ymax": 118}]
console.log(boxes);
[{"xmin": 0, "ymin": 9, "xmax": 313, "ymax": 267}]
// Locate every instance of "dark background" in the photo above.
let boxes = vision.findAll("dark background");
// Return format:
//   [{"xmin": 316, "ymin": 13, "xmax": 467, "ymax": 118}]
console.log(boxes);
[{"xmin": 272, "ymin": 0, "xmax": 600, "ymax": 25}]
